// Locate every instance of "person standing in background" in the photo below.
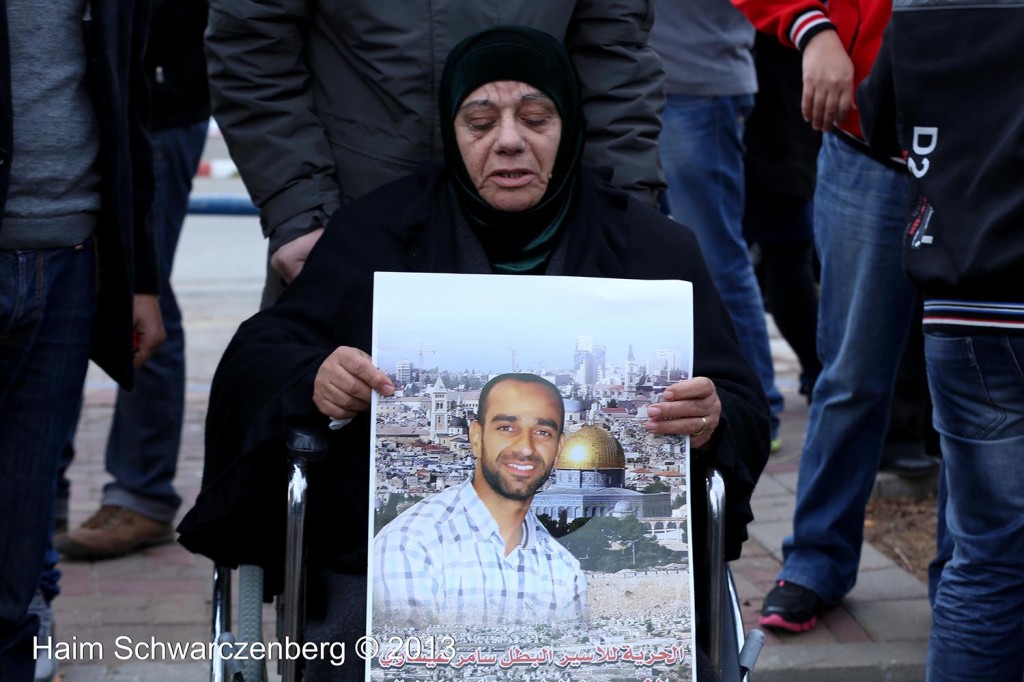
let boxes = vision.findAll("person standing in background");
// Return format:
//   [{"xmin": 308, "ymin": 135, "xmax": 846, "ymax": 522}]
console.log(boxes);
[
  {"xmin": 204, "ymin": 0, "xmax": 668, "ymax": 307},
  {"xmin": 859, "ymin": 3, "xmax": 1024, "ymax": 676},
  {"xmin": 0, "ymin": 2, "xmax": 162, "ymax": 679},
  {"xmin": 741, "ymin": 31, "xmax": 821, "ymax": 404},
  {"xmin": 650, "ymin": 0, "xmax": 784, "ymax": 452},
  {"xmin": 56, "ymin": 0, "xmax": 211, "ymax": 562},
  {"xmin": 733, "ymin": 0, "xmax": 923, "ymax": 634}
]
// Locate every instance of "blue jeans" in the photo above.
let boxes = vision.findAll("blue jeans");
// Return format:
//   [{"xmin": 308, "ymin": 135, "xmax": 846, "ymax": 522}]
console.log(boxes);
[
  {"xmin": 58, "ymin": 121, "xmax": 207, "ymax": 523},
  {"xmin": 779, "ymin": 134, "xmax": 917, "ymax": 604},
  {"xmin": 660, "ymin": 93, "xmax": 783, "ymax": 438},
  {"xmin": 926, "ymin": 333, "xmax": 1024, "ymax": 681},
  {"xmin": 0, "ymin": 241, "xmax": 96, "ymax": 681},
  {"xmin": 928, "ymin": 460, "xmax": 953, "ymax": 607}
]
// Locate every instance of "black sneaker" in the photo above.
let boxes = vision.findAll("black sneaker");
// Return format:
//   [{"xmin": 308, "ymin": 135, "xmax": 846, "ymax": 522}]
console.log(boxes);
[{"xmin": 759, "ymin": 580, "xmax": 823, "ymax": 633}]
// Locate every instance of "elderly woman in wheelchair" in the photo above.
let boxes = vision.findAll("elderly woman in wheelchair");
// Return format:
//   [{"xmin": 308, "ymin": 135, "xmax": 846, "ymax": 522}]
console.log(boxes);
[{"xmin": 179, "ymin": 26, "xmax": 769, "ymax": 682}]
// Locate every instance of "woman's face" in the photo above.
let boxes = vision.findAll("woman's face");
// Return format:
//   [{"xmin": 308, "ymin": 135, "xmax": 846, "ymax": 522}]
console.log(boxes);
[{"xmin": 454, "ymin": 80, "xmax": 562, "ymax": 212}]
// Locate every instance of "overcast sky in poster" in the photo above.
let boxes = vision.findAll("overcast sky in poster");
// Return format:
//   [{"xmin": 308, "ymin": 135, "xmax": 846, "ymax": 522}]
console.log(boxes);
[{"xmin": 371, "ymin": 272, "xmax": 693, "ymax": 375}]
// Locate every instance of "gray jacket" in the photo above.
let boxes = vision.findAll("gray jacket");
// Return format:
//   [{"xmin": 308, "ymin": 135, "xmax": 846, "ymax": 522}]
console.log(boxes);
[{"xmin": 207, "ymin": 0, "xmax": 667, "ymax": 248}]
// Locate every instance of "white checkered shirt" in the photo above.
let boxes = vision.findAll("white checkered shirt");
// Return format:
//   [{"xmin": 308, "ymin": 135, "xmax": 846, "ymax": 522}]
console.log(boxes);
[{"xmin": 373, "ymin": 479, "xmax": 587, "ymax": 626}]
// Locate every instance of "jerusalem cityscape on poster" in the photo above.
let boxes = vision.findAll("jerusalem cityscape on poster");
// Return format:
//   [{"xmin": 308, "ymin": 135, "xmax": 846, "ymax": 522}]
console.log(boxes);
[{"xmin": 366, "ymin": 272, "xmax": 697, "ymax": 682}]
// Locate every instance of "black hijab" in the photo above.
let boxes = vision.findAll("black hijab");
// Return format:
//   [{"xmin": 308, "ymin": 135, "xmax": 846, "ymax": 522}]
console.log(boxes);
[{"xmin": 439, "ymin": 26, "xmax": 585, "ymax": 273}]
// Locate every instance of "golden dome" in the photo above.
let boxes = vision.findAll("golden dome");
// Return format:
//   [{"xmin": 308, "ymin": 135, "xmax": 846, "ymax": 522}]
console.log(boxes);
[{"xmin": 556, "ymin": 425, "xmax": 625, "ymax": 470}]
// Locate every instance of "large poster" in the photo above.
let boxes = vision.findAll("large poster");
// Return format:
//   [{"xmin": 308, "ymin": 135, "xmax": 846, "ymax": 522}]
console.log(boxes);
[{"xmin": 367, "ymin": 272, "xmax": 696, "ymax": 682}]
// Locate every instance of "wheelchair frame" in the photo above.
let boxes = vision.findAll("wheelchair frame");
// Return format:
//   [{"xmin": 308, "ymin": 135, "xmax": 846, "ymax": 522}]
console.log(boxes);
[{"xmin": 210, "ymin": 427, "xmax": 764, "ymax": 681}]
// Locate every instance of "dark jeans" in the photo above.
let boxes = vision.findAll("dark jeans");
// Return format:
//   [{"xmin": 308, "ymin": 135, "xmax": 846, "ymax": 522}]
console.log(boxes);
[
  {"xmin": 100, "ymin": 121, "xmax": 207, "ymax": 519},
  {"xmin": 926, "ymin": 333, "xmax": 1024, "ymax": 680},
  {"xmin": 660, "ymin": 92, "xmax": 784, "ymax": 440},
  {"xmin": 743, "ymin": 186, "xmax": 820, "ymax": 392},
  {"xmin": 58, "ymin": 120, "xmax": 208, "ymax": 523},
  {"xmin": 0, "ymin": 241, "xmax": 97, "ymax": 682}
]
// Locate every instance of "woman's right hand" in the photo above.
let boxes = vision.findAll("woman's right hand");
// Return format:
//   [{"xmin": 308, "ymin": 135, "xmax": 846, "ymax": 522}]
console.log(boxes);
[{"xmin": 313, "ymin": 346, "xmax": 395, "ymax": 420}]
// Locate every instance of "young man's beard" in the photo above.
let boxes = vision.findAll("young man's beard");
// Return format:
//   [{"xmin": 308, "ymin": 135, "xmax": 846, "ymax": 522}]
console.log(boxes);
[{"xmin": 479, "ymin": 446, "xmax": 551, "ymax": 502}]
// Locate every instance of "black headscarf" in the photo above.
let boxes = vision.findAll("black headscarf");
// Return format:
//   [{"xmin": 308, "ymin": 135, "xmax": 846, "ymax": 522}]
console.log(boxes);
[{"xmin": 439, "ymin": 26, "xmax": 585, "ymax": 273}]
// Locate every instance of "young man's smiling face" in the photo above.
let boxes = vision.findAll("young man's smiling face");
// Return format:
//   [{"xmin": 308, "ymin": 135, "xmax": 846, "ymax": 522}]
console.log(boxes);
[{"xmin": 471, "ymin": 379, "xmax": 564, "ymax": 502}]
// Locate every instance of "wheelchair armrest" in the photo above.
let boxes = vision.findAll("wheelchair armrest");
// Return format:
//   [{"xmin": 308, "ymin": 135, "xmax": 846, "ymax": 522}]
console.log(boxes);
[{"xmin": 285, "ymin": 423, "xmax": 332, "ymax": 464}]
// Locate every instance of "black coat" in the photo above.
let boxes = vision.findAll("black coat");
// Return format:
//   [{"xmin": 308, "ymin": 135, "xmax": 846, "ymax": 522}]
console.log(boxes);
[
  {"xmin": 858, "ymin": 0, "xmax": 1024, "ymax": 313},
  {"xmin": 0, "ymin": 0, "xmax": 157, "ymax": 389},
  {"xmin": 178, "ymin": 164, "xmax": 770, "ymax": 595}
]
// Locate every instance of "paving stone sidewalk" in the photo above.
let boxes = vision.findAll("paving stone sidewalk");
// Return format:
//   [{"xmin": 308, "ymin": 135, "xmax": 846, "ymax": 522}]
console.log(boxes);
[
  {"xmin": 52, "ymin": 181, "xmax": 935, "ymax": 681},
  {"xmin": 731, "ymin": 387, "xmax": 934, "ymax": 682}
]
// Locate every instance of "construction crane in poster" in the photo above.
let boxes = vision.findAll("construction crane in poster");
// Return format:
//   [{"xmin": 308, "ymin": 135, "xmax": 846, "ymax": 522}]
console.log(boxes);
[{"xmin": 396, "ymin": 344, "xmax": 437, "ymax": 371}]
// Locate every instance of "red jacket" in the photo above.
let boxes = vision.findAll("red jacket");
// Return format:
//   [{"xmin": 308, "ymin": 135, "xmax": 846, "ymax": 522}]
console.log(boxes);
[{"xmin": 732, "ymin": 0, "xmax": 893, "ymax": 139}]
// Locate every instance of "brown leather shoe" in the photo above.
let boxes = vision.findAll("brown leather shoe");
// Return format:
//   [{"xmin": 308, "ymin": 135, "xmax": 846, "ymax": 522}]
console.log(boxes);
[{"xmin": 55, "ymin": 505, "xmax": 174, "ymax": 560}]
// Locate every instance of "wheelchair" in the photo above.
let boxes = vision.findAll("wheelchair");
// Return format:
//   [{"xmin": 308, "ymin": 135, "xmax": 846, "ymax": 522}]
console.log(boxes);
[{"xmin": 209, "ymin": 425, "xmax": 764, "ymax": 682}]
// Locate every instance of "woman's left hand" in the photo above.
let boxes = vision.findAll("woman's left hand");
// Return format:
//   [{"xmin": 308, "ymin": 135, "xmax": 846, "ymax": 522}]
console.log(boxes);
[{"xmin": 644, "ymin": 377, "xmax": 721, "ymax": 449}]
